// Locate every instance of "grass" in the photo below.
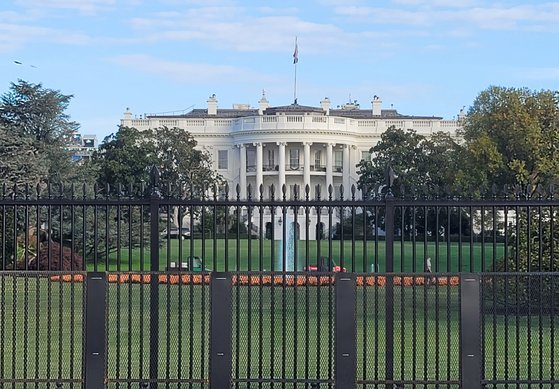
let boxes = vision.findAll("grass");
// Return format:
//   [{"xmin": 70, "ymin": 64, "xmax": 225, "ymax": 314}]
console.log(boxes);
[
  {"xmin": 1, "ymin": 274, "xmax": 558, "ymax": 388},
  {"xmin": 92, "ymin": 238, "xmax": 506, "ymax": 273}
]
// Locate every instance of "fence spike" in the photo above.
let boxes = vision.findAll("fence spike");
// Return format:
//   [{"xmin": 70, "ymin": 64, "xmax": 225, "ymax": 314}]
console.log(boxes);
[
  {"xmin": 536, "ymin": 184, "xmax": 544, "ymax": 199},
  {"xmin": 491, "ymin": 183, "xmax": 497, "ymax": 198}
]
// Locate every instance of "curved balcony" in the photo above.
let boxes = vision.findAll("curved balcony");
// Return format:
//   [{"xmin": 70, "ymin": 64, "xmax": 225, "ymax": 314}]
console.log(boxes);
[{"xmin": 246, "ymin": 164, "xmax": 345, "ymax": 175}]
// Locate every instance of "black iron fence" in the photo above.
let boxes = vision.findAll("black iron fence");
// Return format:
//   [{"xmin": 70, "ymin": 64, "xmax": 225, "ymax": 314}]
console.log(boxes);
[{"xmin": 0, "ymin": 178, "xmax": 558, "ymax": 388}]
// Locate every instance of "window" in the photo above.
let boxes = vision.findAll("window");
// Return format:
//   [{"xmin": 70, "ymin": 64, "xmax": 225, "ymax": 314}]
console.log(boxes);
[
  {"xmin": 218, "ymin": 150, "xmax": 228, "ymax": 170},
  {"xmin": 266, "ymin": 149, "xmax": 275, "ymax": 170},
  {"xmin": 314, "ymin": 151, "xmax": 322, "ymax": 168},
  {"xmin": 334, "ymin": 151, "xmax": 343, "ymax": 172},
  {"xmin": 246, "ymin": 148, "xmax": 256, "ymax": 171},
  {"xmin": 289, "ymin": 148, "xmax": 300, "ymax": 170},
  {"xmin": 361, "ymin": 151, "xmax": 371, "ymax": 161}
]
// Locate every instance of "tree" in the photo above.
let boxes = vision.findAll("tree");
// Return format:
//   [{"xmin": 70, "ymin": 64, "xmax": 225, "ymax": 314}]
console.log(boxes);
[
  {"xmin": 357, "ymin": 127, "xmax": 428, "ymax": 196},
  {"xmin": 0, "ymin": 80, "xmax": 79, "ymax": 182},
  {"xmin": 94, "ymin": 126, "xmax": 159, "ymax": 193},
  {"xmin": 356, "ymin": 126, "xmax": 468, "ymax": 238},
  {"xmin": 459, "ymin": 86, "xmax": 559, "ymax": 192},
  {"xmin": 0, "ymin": 81, "xmax": 89, "ymax": 269},
  {"xmin": 357, "ymin": 126, "xmax": 464, "ymax": 195},
  {"xmin": 94, "ymin": 125, "xmax": 223, "ymax": 225},
  {"xmin": 0, "ymin": 125, "xmax": 47, "ymax": 189}
]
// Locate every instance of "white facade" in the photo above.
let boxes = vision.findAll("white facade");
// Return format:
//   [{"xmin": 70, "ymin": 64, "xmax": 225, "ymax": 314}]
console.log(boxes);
[{"xmin": 121, "ymin": 94, "xmax": 464, "ymax": 239}]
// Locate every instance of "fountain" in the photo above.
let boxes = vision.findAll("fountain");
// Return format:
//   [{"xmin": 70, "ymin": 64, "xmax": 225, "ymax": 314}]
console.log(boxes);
[{"xmin": 277, "ymin": 213, "xmax": 296, "ymax": 271}]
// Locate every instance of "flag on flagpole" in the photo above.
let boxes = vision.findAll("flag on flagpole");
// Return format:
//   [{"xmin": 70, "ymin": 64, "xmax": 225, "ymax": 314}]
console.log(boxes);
[{"xmin": 293, "ymin": 39, "xmax": 298, "ymax": 64}]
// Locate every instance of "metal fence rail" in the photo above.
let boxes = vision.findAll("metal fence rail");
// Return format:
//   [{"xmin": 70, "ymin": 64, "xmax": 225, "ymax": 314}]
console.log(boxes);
[
  {"xmin": 0, "ymin": 271, "xmax": 558, "ymax": 388},
  {"xmin": 1, "ymin": 176, "xmax": 558, "ymax": 388}
]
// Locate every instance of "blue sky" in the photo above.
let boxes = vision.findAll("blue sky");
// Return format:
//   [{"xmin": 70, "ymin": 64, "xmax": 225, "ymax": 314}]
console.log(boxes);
[{"xmin": 1, "ymin": 0, "xmax": 558, "ymax": 141}]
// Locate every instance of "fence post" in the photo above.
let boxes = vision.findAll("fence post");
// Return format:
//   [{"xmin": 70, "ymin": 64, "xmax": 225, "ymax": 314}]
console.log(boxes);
[
  {"xmin": 84, "ymin": 272, "xmax": 108, "ymax": 389},
  {"xmin": 149, "ymin": 166, "xmax": 161, "ymax": 389},
  {"xmin": 384, "ymin": 170, "xmax": 395, "ymax": 389},
  {"xmin": 210, "ymin": 272, "xmax": 233, "ymax": 389},
  {"xmin": 460, "ymin": 273, "xmax": 482, "ymax": 388},
  {"xmin": 335, "ymin": 273, "xmax": 356, "ymax": 389}
]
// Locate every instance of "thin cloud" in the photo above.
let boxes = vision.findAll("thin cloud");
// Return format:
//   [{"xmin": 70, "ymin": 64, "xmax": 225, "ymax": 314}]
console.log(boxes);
[
  {"xmin": 332, "ymin": 2, "xmax": 559, "ymax": 31},
  {"xmin": 108, "ymin": 54, "xmax": 272, "ymax": 84},
  {"xmin": 0, "ymin": 22, "xmax": 91, "ymax": 52},
  {"xmin": 128, "ymin": 11, "xmax": 384, "ymax": 54},
  {"xmin": 15, "ymin": 0, "xmax": 117, "ymax": 15}
]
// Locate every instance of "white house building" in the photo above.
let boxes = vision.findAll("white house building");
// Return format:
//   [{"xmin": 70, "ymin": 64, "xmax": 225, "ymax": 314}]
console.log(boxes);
[{"xmin": 121, "ymin": 94, "xmax": 464, "ymax": 239}]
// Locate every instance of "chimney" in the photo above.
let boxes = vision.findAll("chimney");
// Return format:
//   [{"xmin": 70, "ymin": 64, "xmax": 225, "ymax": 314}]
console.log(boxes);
[
  {"xmin": 320, "ymin": 97, "xmax": 331, "ymax": 115},
  {"xmin": 372, "ymin": 95, "xmax": 382, "ymax": 116},
  {"xmin": 122, "ymin": 107, "xmax": 133, "ymax": 125},
  {"xmin": 207, "ymin": 94, "xmax": 218, "ymax": 115},
  {"xmin": 258, "ymin": 91, "xmax": 269, "ymax": 115}
]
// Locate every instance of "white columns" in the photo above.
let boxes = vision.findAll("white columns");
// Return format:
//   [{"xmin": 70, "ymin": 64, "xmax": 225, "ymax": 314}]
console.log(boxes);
[
  {"xmin": 239, "ymin": 144, "xmax": 246, "ymax": 199},
  {"xmin": 303, "ymin": 142, "xmax": 311, "ymax": 190},
  {"xmin": 326, "ymin": 143, "xmax": 333, "ymax": 192},
  {"xmin": 343, "ymin": 144, "xmax": 350, "ymax": 196},
  {"xmin": 255, "ymin": 142, "xmax": 263, "ymax": 193},
  {"xmin": 278, "ymin": 142, "xmax": 286, "ymax": 193}
]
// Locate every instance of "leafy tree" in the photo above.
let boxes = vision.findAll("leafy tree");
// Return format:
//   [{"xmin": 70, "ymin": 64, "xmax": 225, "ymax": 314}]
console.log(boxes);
[
  {"xmin": 0, "ymin": 80, "xmax": 79, "ymax": 182},
  {"xmin": 0, "ymin": 81, "xmax": 89, "ymax": 268},
  {"xmin": 459, "ymin": 86, "xmax": 559, "ymax": 193},
  {"xmin": 356, "ymin": 126, "xmax": 468, "ymax": 237},
  {"xmin": 94, "ymin": 125, "xmax": 222, "ymax": 229},
  {"xmin": 95, "ymin": 126, "xmax": 220, "ymax": 196},
  {"xmin": 94, "ymin": 126, "xmax": 159, "ymax": 193},
  {"xmin": 357, "ymin": 127, "xmax": 428, "ymax": 196},
  {"xmin": 0, "ymin": 125, "xmax": 47, "ymax": 189}
]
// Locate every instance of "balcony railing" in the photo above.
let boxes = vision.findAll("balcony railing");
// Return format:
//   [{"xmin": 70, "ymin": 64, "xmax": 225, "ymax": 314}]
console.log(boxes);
[
  {"xmin": 246, "ymin": 164, "xmax": 343, "ymax": 173},
  {"xmin": 310, "ymin": 165, "xmax": 326, "ymax": 172}
]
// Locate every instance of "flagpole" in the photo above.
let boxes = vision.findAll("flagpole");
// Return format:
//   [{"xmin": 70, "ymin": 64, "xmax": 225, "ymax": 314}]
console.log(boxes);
[
  {"xmin": 294, "ymin": 62, "xmax": 297, "ymax": 104},
  {"xmin": 293, "ymin": 36, "xmax": 298, "ymax": 104}
]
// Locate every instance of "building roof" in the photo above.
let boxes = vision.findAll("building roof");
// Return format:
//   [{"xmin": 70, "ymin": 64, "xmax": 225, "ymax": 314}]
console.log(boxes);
[
  {"xmin": 330, "ymin": 109, "xmax": 442, "ymax": 120},
  {"xmin": 263, "ymin": 104, "xmax": 325, "ymax": 115},
  {"xmin": 147, "ymin": 103, "xmax": 442, "ymax": 120}
]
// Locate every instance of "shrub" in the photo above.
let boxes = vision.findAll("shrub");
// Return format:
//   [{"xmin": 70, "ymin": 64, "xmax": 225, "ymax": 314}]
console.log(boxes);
[{"xmin": 485, "ymin": 209, "xmax": 559, "ymax": 314}]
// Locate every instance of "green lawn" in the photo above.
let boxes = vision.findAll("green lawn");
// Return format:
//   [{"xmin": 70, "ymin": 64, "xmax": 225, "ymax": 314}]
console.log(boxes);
[
  {"xmin": 1, "ymin": 275, "xmax": 558, "ymax": 387},
  {"xmin": 92, "ymin": 238, "xmax": 506, "ymax": 273}
]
